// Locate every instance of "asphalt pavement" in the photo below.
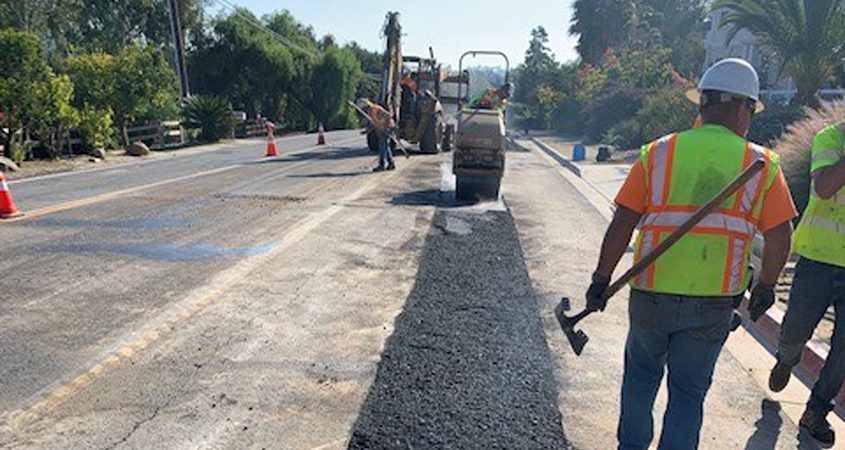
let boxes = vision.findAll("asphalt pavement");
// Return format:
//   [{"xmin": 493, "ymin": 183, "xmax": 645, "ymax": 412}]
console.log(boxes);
[{"xmin": 349, "ymin": 208, "xmax": 570, "ymax": 449}]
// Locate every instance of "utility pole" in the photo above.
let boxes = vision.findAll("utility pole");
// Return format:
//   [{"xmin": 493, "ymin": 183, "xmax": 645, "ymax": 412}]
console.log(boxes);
[{"xmin": 167, "ymin": 0, "xmax": 190, "ymax": 101}]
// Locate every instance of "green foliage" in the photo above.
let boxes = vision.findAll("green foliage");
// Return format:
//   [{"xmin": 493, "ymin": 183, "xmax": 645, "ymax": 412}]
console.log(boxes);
[
  {"xmin": 77, "ymin": 105, "xmax": 114, "ymax": 151},
  {"xmin": 310, "ymin": 47, "xmax": 362, "ymax": 129},
  {"xmin": 636, "ymin": 85, "xmax": 697, "ymax": 142},
  {"xmin": 190, "ymin": 9, "xmax": 297, "ymax": 126},
  {"xmin": 714, "ymin": 0, "xmax": 845, "ymax": 106},
  {"xmin": 0, "ymin": 28, "xmax": 56, "ymax": 160},
  {"xmin": 182, "ymin": 95, "xmax": 235, "ymax": 142},
  {"xmin": 30, "ymin": 74, "xmax": 80, "ymax": 158},
  {"xmin": 583, "ymin": 84, "xmax": 646, "ymax": 142},
  {"xmin": 67, "ymin": 46, "xmax": 178, "ymax": 145}
]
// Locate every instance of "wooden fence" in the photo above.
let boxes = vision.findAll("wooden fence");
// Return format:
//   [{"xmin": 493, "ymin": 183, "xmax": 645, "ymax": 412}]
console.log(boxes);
[
  {"xmin": 235, "ymin": 118, "xmax": 267, "ymax": 139},
  {"xmin": 127, "ymin": 120, "xmax": 186, "ymax": 150}
]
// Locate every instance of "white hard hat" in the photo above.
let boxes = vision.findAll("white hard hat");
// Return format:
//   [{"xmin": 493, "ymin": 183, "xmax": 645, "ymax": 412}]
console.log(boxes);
[
  {"xmin": 356, "ymin": 98, "xmax": 373, "ymax": 109},
  {"xmin": 686, "ymin": 58, "xmax": 764, "ymax": 113}
]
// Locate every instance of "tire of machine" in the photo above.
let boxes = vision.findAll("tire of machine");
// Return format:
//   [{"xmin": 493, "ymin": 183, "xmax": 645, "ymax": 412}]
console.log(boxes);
[
  {"xmin": 455, "ymin": 174, "xmax": 501, "ymax": 202},
  {"xmin": 419, "ymin": 114, "xmax": 441, "ymax": 154},
  {"xmin": 366, "ymin": 130, "xmax": 379, "ymax": 153},
  {"xmin": 442, "ymin": 123, "xmax": 454, "ymax": 153}
]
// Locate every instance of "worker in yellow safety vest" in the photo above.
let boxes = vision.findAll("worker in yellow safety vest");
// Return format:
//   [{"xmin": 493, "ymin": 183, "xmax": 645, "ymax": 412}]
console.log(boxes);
[
  {"xmin": 768, "ymin": 121, "xmax": 845, "ymax": 445},
  {"xmin": 587, "ymin": 58, "xmax": 797, "ymax": 449}
]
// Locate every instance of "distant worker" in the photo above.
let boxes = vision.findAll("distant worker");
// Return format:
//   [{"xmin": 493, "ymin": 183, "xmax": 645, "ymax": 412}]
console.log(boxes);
[
  {"xmin": 400, "ymin": 73, "xmax": 418, "ymax": 93},
  {"xmin": 769, "ymin": 120, "xmax": 845, "ymax": 446},
  {"xmin": 468, "ymin": 82, "xmax": 514, "ymax": 110},
  {"xmin": 586, "ymin": 58, "xmax": 796, "ymax": 449},
  {"xmin": 357, "ymin": 98, "xmax": 396, "ymax": 172}
]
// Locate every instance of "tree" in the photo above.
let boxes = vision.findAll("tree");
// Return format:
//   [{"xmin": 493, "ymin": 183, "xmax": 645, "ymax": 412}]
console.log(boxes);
[
  {"xmin": 569, "ymin": 0, "xmax": 630, "ymax": 65},
  {"xmin": 0, "ymin": 0, "xmax": 206, "ymax": 56},
  {"xmin": 310, "ymin": 47, "xmax": 363, "ymax": 129},
  {"xmin": 714, "ymin": 0, "xmax": 845, "ymax": 106},
  {"xmin": 190, "ymin": 10, "xmax": 297, "ymax": 125},
  {"xmin": 0, "ymin": 29, "xmax": 53, "ymax": 161},
  {"xmin": 30, "ymin": 74, "xmax": 80, "ymax": 158}
]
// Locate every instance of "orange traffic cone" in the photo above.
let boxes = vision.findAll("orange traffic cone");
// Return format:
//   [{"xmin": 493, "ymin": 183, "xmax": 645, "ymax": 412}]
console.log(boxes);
[
  {"xmin": 317, "ymin": 123, "xmax": 326, "ymax": 145},
  {"xmin": 266, "ymin": 139, "xmax": 278, "ymax": 157},
  {"xmin": 0, "ymin": 172, "xmax": 22, "ymax": 219}
]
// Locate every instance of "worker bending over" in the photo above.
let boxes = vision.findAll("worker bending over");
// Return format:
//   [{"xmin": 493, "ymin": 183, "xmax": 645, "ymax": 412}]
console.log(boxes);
[
  {"xmin": 357, "ymin": 98, "xmax": 396, "ymax": 172},
  {"xmin": 769, "ymin": 121, "xmax": 845, "ymax": 445},
  {"xmin": 587, "ymin": 58, "xmax": 796, "ymax": 449},
  {"xmin": 468, "ymin": 82, "xmax": 514, "ymax": 111}
]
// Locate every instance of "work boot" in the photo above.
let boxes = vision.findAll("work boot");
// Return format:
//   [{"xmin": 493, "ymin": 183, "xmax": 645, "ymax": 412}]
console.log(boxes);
[
  {"xmin": 768, "ymin": 361, "xmax": 792, "ymax": 392},
  {"xmin": 386, "ymin": 164, "xmax": 396, "ymax": 171},
  {"xmin": 800, "ymin": 409, "xmax": 835, "ymax": 446},
  {"xmin": 372, "ymin": 166, "xmax": 385, "ymax": 173}
]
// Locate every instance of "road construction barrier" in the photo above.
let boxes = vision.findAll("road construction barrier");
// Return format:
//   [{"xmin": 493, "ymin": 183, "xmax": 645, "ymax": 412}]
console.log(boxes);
[
  {"xmin": 0, "ymin": 172, "xmax": 22, "ymax": 219},
  {"xmin": 317, "ymin": 123, "xmax": 326, "ymax": 145},
  {"xmin": 127, "ymin": 120, "xmax": 185, "ymax": 150},
  {"xmin": 265, "ymin": 121, "xmax": 278, "ymax": 157}
]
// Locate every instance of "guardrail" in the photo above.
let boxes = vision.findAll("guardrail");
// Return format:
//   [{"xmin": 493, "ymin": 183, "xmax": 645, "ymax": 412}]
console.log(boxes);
[{"xmin": 127, "ymin": 120, "xmax": 185, "ymax": 150}]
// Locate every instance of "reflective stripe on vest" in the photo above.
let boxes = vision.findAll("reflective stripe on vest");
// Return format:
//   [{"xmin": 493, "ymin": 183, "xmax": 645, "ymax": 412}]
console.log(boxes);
[{"xmin": 634, "ymin": 130, "xmax": 773, "ymax": 295}]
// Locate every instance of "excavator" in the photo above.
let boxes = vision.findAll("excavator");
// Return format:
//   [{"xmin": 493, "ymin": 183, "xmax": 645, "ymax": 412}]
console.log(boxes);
[{"xmin": 366, "ymin": 12, "xmax": 451, "ymax": 154}]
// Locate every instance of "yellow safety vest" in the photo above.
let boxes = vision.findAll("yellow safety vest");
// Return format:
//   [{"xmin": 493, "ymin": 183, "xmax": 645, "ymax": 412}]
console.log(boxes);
[
  {"xmin": 633, "ymin": 125, "xmax": 780, "ymax": 296},
  {"xmin": 793, "ymin": 124, "xmax": 845, "ymax": 267}
]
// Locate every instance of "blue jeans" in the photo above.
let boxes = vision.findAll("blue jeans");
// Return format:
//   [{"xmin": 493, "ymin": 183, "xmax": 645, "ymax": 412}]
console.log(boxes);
[
  {"xmin": 777, "ymin": 257, "xmax": 845, "ymax": 416},
  {"xmin": 619, "ymin": 290, "xmax": 734, "ymax": 450},
  {"xmin": 378, "ymin": 132, "xmax": 394, "ymax": 169}
]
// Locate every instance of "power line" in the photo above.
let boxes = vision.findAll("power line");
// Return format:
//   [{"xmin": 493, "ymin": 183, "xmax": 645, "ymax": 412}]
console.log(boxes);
[{"xmin": 208, "ymin": 0, "xmax": 319, "ymax": 58}]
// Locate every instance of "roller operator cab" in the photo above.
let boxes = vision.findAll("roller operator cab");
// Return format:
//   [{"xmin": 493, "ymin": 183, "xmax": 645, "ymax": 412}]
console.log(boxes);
[{"xmin": 453, "ymin": 51, "xmax": 511, "ymax": 202}]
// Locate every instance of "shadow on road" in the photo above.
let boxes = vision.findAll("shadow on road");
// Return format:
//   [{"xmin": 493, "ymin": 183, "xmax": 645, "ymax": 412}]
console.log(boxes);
[
  {"xmin": 287, "ymin": 171, "xmax": 365, "ymax": 179},
  {"xmin": 249, "ymin": 146, "xmax": 373, "ymax": 165},
  {"xmin": 744, "ymin": 399, "xmax": 822, "ymax": 450},
  {"xmin": 389, "ymin": 189, "xmax": 475, "ymax": 208}
]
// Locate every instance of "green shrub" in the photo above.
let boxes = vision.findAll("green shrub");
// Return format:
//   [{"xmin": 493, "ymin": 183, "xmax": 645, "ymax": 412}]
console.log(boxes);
[
  {"xmin": 582, "ymin": 83, "xmax": 644, "ymax": 143},
  {"xmin": 77, "ymin": 106, "xmax": 114, "ymax": 152},
  {"xmin": 774, "ymin": 101, "xmax": 845, "ymax": 215},
  {"xmin": 182, "ymin": 96, "xmax": 235, "ymax": 142},
  {"xmin": 635, "ymin": 86, "xmax": 698, "ymax": 143},
  {"xmin": 747, "ymin": 104, "xmax": 805, "ymax": 147},
  {"xmin": 604, "ymin": 119, "xmax": 643, "ymax": 151}
]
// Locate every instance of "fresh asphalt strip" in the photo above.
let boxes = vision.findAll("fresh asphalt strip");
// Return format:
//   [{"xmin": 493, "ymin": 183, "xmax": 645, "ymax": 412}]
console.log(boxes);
[{"xmin": 348, "ymin": 206, "xmax": 571, "ymax": 449}]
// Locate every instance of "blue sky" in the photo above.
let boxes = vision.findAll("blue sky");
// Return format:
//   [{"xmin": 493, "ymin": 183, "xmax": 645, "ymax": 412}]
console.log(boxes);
[{"xmin": 205, "ymin": 0, "xmax": 579, "ymax": 68}]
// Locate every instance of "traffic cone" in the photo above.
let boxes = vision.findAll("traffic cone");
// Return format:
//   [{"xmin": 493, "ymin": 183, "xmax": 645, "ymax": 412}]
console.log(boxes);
[
  {"xmin": 317, "ymin": 123, "xmax": 326, "ymax": 145},
  {"xmin": 266, "ymin": 139, "xmax": 278, "ymax": 157},
  {"xmin": 0, "ymin": 172, "xmax": 22, "ymax": 219}
]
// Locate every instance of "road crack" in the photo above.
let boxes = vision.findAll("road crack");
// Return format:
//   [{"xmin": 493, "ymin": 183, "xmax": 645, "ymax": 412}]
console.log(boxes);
[{"xmin": 103, "ymin": 406, "xmax": 162, "ymax": 450}]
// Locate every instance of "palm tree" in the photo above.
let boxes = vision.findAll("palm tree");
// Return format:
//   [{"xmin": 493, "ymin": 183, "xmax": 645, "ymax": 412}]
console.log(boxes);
[
  {"xmin": 714, "ymin": 0, "xmax": 845, "ymax": 106},
  {"xmin": 569, "ymin": 0, "xmax": 631, "ymax": 65}
]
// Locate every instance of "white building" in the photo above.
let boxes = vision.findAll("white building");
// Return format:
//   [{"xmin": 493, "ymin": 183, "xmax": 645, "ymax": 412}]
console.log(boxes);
[{"xmin": 704, "ymin": 9, "xmax": 796, "ymax": 104}]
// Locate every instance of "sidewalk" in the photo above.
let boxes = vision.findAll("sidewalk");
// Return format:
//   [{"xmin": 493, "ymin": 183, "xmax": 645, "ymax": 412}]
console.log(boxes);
[{"xmin": 528, "ymin": 134, "xmax": 845, "ymax": 438}]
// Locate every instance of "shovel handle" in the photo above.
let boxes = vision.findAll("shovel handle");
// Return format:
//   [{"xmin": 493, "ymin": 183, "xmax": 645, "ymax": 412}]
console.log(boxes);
[{"xmin": 602, "ymin": 159, "xmax": 766, "ymax": 301}]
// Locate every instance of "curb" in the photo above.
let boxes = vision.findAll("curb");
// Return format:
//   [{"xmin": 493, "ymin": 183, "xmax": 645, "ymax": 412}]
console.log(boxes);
[
  {"xmin": 527, "ymin": 134, "xmax": 844, "ymax": 409},
  {"xmin": 528, "ymin": 136, "xmax": 582, "ymax": 177}
]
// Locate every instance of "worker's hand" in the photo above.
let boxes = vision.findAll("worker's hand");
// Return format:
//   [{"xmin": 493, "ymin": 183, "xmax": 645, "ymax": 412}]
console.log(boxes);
[
  {"xmin": 586, "ymin": 273, "xmax": 611, "ymax": 312},
  {"xmin": 748, "ymin": 282, "xmax": 776, "ymax": 322}
]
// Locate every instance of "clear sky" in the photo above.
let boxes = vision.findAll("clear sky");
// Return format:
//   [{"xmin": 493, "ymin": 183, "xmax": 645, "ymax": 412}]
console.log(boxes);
[{"xmin": 205, "ymin": 0, "xmax": 579, "ymax": 68}]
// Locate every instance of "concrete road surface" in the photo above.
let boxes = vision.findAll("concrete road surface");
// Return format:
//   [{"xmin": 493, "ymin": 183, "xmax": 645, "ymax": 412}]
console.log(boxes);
[{"xmin": 0, "ymin": 131, "xmax": 820, "ymax": 449}]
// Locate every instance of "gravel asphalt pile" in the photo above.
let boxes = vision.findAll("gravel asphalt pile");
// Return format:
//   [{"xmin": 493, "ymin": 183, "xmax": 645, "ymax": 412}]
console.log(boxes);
[{"xmin": 349, "ymin": 207, "xmax": 571, "ymax": 449}]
